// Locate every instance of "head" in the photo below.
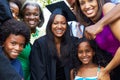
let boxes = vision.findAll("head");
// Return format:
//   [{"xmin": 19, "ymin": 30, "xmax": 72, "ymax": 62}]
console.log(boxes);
[
  {"xmin": 46, "ymin": 8, "xmax": 70, "ymax": 41},
  {"xmin": 75, "ymin": 0, "xmax": 110, "ymax": 26},
  {"xmin": 0, "ymin": 19, "xmax": 30, "ymax": 59},
  {"xmin": 21, "ymin": 1, "xmax": 44, "ymax": 30},
  {"xmin": 9, "ymin": 0, "xmax": 22, "ymax": 20},
  {"xmin": 72, "ymin": 38, "xmax": 100, "ymax": 69},
  {"xmin": 77, "ymin": 38, "xmax": 96, "ymax": 65}
]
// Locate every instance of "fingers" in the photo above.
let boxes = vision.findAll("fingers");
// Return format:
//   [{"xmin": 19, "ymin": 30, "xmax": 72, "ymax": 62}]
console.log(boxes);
[{"xmin": 84, "ymin": 31, "xmax": 95, "ymax": 40}]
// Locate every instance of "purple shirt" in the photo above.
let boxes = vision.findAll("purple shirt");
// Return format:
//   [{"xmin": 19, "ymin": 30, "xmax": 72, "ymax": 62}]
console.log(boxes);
[{"xmin": 95, "ymin": 25, "xmax": 120, "ymax": 56}]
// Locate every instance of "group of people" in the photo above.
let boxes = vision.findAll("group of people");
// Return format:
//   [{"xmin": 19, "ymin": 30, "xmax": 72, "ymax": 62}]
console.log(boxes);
[{"xmin": 0, "ymin": 0, "xmax": 120, "ymax": 80}]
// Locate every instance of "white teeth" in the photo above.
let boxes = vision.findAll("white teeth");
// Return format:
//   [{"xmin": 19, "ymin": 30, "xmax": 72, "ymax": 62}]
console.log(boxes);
[
  {"xmin": 56, "ymin": 30, "xmax": 63, "ymax": 33},
  {"xmin": 82, "ymin": 58, "xmax": 88, "ymax": 61},
  {"xmin": 29, "ymin": 21, "xmax": 35, "ymax": 24},
  {"xmin": 86, "ymin": 9, "xmax": 93, "ymax": 14}
]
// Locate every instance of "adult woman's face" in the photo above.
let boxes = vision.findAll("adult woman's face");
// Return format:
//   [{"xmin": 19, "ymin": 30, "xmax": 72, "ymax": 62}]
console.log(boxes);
[
  {"xmin": 79, "ymin": 0, "xmax": 98, "ymax": 20},
  {"xmin": 23, "ymin": 5, "xmax": 40, "ymax": 29},
  {"xmin": 51, "ymin": 15, "xmax": 67, "ymax": 38}
]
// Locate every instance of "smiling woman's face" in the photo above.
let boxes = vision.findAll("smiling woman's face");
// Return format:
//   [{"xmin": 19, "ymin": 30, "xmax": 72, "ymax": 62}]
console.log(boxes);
[
  {"xmin": 51, "ymin": 14, "xmax": 67, "ymax": 38},
  {"xmin": 79, "ymin": 0, "xmax": 98, "ymax": 20},
  {"xmin": 23, "ymin": 5, "xmax": 40, "ymax": 29}
]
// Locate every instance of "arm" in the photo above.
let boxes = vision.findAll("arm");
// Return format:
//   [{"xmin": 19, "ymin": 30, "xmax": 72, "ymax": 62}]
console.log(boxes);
[
  {"xmin": 85, "ymin": 3, "xmax": 120, "ymax": 39},
  {"xmin": 70, "ymin": 69, "xmax": 74, "ymax": 80},
  {"xmin": 29, "ymin": 39, "xmax": 48, "ymax": 80},
  {"xmin": 98, "ymin": 67, "xmax": 110, "ymax": 80},
  {"xmin": 98, "ymin": 47, "xmax": 120, "ymax": 80},
  {"xmin": 103, "ymin": 3, "xmax": 120, "ymax": 41}
]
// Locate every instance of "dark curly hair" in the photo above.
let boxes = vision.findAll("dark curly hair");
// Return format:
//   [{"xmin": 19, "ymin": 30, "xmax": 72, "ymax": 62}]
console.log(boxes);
[
  {"xmin": 72, "ymin": 37, "xmax": 112, "ymax": 71},
  {"xmin": 0, "ymin": 19, "xmax": 30, "ymax": 47}
]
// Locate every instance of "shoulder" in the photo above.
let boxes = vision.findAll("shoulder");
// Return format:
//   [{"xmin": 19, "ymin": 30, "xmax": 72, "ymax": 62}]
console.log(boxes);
[
  {"xmin": 34, "ymin": 35, "xmax": 47, "ymax": 44},
  {"xmin": 70, "ymin": 68, "xmax": 77, "ymax": 80},
  {"xmin": 32, "ymin": 35, "xmax": 47, "ymax": 49},
  {"xmin": 103, "ymin": 2, "xmax": 116, "ymax": 15}
]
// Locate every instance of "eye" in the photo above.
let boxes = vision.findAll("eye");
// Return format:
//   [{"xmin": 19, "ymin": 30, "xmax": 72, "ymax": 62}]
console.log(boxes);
[
  {"xmin": 11, "ymin": 42, "xmax": 16, "ymax": 46},
  {"xmin": 34, "ymin": 13, "xmax": 39, "ymax": 16},
  {"xmin": 88, "ymin": 0, "xmax": 93, "ymax": 2},
  {"xmin": 19, "ymin": 43, "xmax": 24, "ymax": 48},
  {"xmin": 78, "ymin": 50, "xmax": 83, "ymax": 54},
  {"xmin": 24, "ymin": 13, "xmax": 30, "ymax": 16},
  {"xmin": 53, "ymin": 22, "xmax": 58, "ymax": 25},
  {"xmin": 85, "ymin": 49, "xmax": 91, "ymax": 53},
  {"xmin": 79, "ymin": 0, "xmax": 85, "ymax": 5},
  {"xmin": 61, "ymin": 22, "xmax": 66, "ymax": 25}
]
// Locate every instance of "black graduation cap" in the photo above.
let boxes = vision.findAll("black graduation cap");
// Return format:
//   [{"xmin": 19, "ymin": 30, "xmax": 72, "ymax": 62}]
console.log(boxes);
[{"xmin": 46, "ymin": 1, "xmax": 77, "ymax": 21}]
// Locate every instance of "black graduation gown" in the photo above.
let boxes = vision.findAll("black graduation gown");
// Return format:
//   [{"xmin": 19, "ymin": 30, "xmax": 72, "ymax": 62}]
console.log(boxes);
[{"xmin": 30, "ymin": 35, "xmax": 73, "ymax": 80}]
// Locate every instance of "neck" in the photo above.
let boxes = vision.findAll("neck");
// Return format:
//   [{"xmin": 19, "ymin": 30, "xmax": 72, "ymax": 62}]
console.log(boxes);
[
  {"xmin": 81, "ymin": 63, "xmax": 96, "ymax": 68},
  {"xmin": 91, "ymin": 12, "xmax": 102, "ymax": 23},
  {"xmin": 31, "ymin": 28, "xmax": 36, "ymax": 34},
  {"xmin": 54, "ymin": 37, "xmax": 61, "ymax": 44}
]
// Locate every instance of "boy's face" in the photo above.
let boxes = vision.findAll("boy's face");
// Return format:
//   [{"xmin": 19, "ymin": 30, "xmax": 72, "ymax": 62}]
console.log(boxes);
[{"xmin": 2, "ymin": 34, "xmax": 25, "ymax": 59}]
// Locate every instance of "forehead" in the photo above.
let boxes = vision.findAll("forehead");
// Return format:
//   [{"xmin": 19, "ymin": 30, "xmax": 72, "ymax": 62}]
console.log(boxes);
[
  {"xmin": 25, "ymin": 4, "xmax": 39, "ymax": 9},
  {"xmin": 23, "ymin": 5, "xmax": 40, "ymax": 13},
  {"xmin": 79, "ymin": 0, "xmax": 97, "ymax": 2},
  {"xmin": 5, "ymin": 34, "xmax": 25, "ymax": 43},
  {"xmin": 78, "ymin": 41, "xmax": 90, "ymax": 47},
  {"xmin": 54, "ymin": 15, "xmax": 66, "ymax": 20}
]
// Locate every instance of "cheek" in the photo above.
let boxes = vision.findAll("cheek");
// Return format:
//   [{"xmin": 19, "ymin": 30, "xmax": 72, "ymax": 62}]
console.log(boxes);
[
  {"xmin": 80, "ymin": 5, "xmax": 84, "ymax": 11},
  {"xmin": 78, "ymin": 53, "xmax": 82, "ymax": 59}
]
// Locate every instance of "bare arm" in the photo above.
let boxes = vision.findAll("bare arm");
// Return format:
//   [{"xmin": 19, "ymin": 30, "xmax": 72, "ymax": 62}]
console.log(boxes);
[
  {"xmin": 100, "ymin": 3, "xmax": 120, "ymax": 26},
  {"xmin": 98, "ymin": 47, "xmax": 120, "ymax": 80},
  {"xmin": 70, "ymin": 69, "xmax": 74, "ymax": 80},
  {"xmin": 85, "ymin": 3, "xmax": 120, "ymax": 39}
]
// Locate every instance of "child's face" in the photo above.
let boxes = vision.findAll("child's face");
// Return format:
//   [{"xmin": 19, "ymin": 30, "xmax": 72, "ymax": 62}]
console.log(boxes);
[
  {"xmin": 77, "ymin": 41, "xmax": 94, "ymax": 65},
  {"xmin": 9, "ymin": 2, "xmax": 19, "ymax": 20},
  {"xmin": 2, "ymin": 34, "xmax": 25, "ymax": 59}
]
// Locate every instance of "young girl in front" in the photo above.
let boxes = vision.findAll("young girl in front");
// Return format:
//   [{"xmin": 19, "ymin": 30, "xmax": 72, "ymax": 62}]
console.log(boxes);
[{"xmin": 70, "ymin": 38, "xmax": 110, "ymax": 80}]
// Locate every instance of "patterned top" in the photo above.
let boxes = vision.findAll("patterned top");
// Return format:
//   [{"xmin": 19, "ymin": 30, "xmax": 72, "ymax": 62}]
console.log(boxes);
[{"xmin": 74, "ymin": 66, "xmax": 100, "ymax": 80}]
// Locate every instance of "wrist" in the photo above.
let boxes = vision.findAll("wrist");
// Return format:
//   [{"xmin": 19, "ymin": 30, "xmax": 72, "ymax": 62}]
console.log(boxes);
[{"xmin": 104, "ymin": 67, "xmax": 111, "ymax": 74}]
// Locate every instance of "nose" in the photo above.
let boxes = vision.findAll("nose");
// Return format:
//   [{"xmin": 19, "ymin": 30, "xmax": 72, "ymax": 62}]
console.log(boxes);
[
  {"xmin": 29, "ymin": 15, "xmax": 35, "ymax": 19},
  {"xmin": 15, "ymin": 45, "xmax": 21, "ymax": 51},
  {"xmin": 82, "ymin": 52, "xmax": 87, "ymax": 57},
  {"xmin": 85, "ymin": 2, "xmax": 91, "ymax": 9},
  {"xmin": 57, "ymin": 23, "xmax": 62, "ymax": 28}
]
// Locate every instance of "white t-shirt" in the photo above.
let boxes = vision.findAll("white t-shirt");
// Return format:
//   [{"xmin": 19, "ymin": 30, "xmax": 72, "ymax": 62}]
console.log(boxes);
[{"xmin": 111, "ymin": 0, "xmax": 120, "ymax": 3}]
